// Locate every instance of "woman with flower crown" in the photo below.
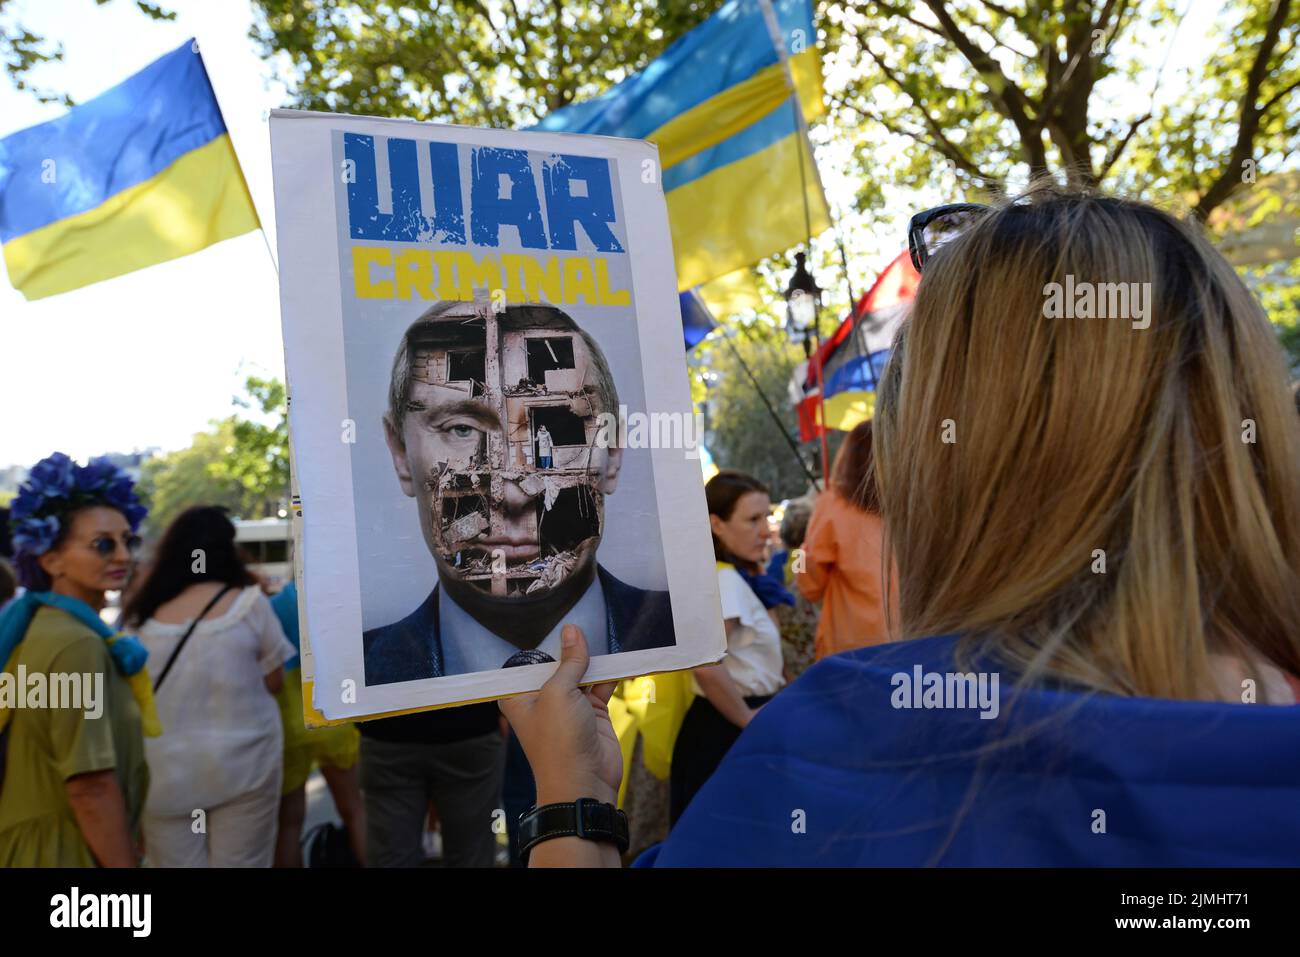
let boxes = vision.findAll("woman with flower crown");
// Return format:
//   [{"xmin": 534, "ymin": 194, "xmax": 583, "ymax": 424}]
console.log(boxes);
[{"xmin": 0, "ymin": 452, "xmax": 157, "ymax": 867}]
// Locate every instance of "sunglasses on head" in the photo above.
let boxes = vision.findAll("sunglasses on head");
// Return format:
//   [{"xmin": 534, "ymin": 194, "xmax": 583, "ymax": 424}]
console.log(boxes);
[
  {"xmin": 907, "ymin": 203, "xmax": 990, "ymax": 273},
  {"xmin": 88, "ymin": 534, "xmax": 143, "ymax": 558}
]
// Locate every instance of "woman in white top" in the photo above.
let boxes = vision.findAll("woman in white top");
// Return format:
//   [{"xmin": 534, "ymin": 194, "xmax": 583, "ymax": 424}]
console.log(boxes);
[
  {"xmin": 123, "ymin": 507, "xmax": 295, "ymax": 867},
  {"xmin": 669, "ymin": 470, "xmax": 785, "ymax": 825}
]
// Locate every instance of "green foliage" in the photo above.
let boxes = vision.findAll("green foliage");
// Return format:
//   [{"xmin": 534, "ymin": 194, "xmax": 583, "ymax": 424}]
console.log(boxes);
[
  {"xmin": 1242, "ymin": 258, "xmax": 1300, "ymax": 374},
  {"xmin": 823, "ymin": 0, "xmax": 1298, "ymax": 219},
  {"xmin": 208, "ymin": 375, "xmax": 290, "ymax": 508},
  {"xmin": 137, "ymin": 376, "xmax": 289, "ymax": 536},
  {"xmin": 250, "ymin": 0, "xmax": 725, "ymax": 127},
  {"xmin": 137, "ymin": 420, "xmax": 249, "ymax": 536},
  {"xmin": 696, "ymin": 323, "xmax": 821, "ymax": 502},
  {"xmin": 253, "ymin": 0, "xmax": 1300, "ymax": 402},
  {"xmin": 0, "ymin": 1, "xmax": 174, "ymax": 105}
]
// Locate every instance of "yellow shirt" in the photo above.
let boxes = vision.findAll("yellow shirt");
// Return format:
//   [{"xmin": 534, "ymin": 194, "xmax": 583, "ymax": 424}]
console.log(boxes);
[{"xmin": 0, "ymin": 606, "xmax": 149, "ymax": 867}]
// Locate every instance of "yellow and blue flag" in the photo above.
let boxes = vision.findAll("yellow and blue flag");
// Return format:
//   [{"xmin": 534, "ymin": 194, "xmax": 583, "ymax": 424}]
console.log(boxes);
[
  {"xmin": 0, "ymin": 39, "xmax": 259, "ymax": 301},
  {"xmin": 535, "ymin": 0, "xmax": 829, "ymax": 292}
]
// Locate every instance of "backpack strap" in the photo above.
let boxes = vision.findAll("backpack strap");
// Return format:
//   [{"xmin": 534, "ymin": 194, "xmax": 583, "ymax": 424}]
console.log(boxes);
[{"xmin": 152, "ymin": 584, "xmax": 237, "ymax": 693}]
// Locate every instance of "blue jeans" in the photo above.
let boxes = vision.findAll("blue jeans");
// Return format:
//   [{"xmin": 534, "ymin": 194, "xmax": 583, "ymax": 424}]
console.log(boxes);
[{"xmin": 538, "ymin": 455, "xmax": 552, "ymax": 469}]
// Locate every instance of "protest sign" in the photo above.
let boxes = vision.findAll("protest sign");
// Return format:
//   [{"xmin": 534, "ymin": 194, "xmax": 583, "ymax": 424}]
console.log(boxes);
[{"xmin": 268, "ymin": 110, "xmax": 725, "ymax": 720}]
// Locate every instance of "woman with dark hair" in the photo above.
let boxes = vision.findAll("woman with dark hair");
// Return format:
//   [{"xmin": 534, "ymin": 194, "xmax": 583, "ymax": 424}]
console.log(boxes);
[
  {"xmin": 125, "ymin": 506, "xmax": 295, "ymax": 867},
  {"xmin": 668, "ymin": 469, "xmax": 785, "ymax": 825},
  {"xmin": 0, "ymin": 453, "xmax": 153, "ymax": 867},
  {"xmin": 797, "ymin": 420, "xmax": 896, "ymax": 659}
]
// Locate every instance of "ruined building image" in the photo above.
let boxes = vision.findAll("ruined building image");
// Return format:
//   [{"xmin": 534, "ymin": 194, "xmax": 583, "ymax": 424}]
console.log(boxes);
[{"xmin": 406, "ymin": 300, "xmax": 618, "ymax": 599}]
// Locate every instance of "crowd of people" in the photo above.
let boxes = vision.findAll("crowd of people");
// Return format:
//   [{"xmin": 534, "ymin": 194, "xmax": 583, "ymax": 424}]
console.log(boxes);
[
  {"xmin": 0, "ymin": 495, "xmax": 368, "ymax": 867},
  {"xmin": 2, "ymin": 186, "xmax": 1299, "ymax": 867},
  {"xmin": 0, "ymin": 440, "xmax": 889, "ymax": 867}
]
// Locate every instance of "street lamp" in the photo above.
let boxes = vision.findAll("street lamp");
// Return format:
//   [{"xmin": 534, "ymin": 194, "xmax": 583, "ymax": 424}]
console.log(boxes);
[
  {"xmin": 785, "ymin": 251, "xmax": 831, "ymax": 489},
  {"xmin": 784, "ymin": 251, "xmax": 821, "ymax": 355}
]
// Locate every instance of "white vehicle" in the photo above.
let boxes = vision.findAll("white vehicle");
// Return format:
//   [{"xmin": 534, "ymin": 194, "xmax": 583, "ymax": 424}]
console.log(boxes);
[{"xmin": 233, "ymin": 517, "xmax": 292, "ymax": 591}]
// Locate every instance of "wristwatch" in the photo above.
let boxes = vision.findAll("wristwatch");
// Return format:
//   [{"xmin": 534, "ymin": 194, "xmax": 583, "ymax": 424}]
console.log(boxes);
[{"xmin": 518, "ymin": 798, "xmax": 629, "ymax": 865}]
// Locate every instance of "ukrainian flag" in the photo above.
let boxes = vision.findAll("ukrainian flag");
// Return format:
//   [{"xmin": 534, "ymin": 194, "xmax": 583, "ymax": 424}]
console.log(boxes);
[
  {"xmin": 535, "ymin": 0, "xmax": 829, "ymax": 292},
  {"xmin": 0, "ymin": 39, "xmax": 260, "ymax": 301}
]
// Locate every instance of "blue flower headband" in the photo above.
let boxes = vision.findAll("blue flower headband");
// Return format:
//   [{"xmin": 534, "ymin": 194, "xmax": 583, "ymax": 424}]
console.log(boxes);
[{"xmin": 8, "ymin": 452, "xmax": 147, "ymax": 556}]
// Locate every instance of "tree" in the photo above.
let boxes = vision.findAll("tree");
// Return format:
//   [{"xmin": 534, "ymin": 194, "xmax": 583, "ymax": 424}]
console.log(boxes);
[
  {"xmin": 250, "ymin": 0, "xmax": 725, "ymax": 127},
  {"xmin": 0, "ymin": 0, "xmax": 173, "ymax": 105},
  {"xmin": 823, "ymin": 0, "xmax": 1298, "ymax": 219},
  {"xmin": 252, "ymin": 0, "xmax": 1300, "ymax": 437},
  {"xmin": 821, "ymin": 0, "xmax": 1299, "ymax": 368},
  {"xmin": 137, "ymin": 420, "xmax": 250, "ymax": 536},
  {"xmin": 697, "ymin": 322, "xmax": 824, "ymax": 501},
  {"xmin": 207, "ymin": 375, "xmax": 290, "ymax": 517},
  {"xmin": 136, "ymin": 376, "xmax": 290, "ymax": 536}
]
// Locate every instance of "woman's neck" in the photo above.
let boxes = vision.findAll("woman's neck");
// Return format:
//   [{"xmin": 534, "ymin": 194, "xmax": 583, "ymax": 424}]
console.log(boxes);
[{"xmin": 50, "ymin": 579, "xmax": 105, "ymax": 611}]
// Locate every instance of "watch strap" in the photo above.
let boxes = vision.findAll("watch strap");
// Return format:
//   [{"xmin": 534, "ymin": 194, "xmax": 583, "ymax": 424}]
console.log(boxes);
[{"xmin": 518, "ymin": 798, "xmax": 629, "ymax": 864}]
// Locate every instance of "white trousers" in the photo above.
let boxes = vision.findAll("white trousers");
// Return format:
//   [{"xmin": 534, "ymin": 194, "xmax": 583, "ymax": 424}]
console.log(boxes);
[{"xmin": 142, "ymin": 766, "xmax": 282, "ymax": 868}]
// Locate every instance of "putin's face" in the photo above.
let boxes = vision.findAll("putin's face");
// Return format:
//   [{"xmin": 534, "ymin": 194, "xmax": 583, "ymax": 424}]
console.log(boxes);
[{"xmin": 384, "ymin": 312, "xmax": 621, "ymax": 603}]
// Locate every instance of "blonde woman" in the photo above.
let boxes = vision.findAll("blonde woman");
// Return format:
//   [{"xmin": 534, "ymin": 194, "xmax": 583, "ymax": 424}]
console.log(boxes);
[{"xmin": 499, "ymin": 188, "xmax": 1300, "ymax": 866}]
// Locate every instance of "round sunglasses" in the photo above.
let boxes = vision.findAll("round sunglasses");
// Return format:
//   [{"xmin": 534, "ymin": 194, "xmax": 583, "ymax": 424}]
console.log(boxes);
[{"xmin": 87, "ymin": 533, "xmax": 143, "ymax": 558}]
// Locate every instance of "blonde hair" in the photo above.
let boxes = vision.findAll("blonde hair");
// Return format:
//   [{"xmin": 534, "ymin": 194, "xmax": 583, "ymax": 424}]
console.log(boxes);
[{"xmin": 874, "ymin": 186, "xmax": 1300, "ymax": 701}]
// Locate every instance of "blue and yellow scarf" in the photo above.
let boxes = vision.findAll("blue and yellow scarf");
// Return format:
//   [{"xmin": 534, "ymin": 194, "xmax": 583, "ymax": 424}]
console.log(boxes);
[{"xmin": 0, "ymin": 591, "xmax": 161, "ymax": 736}]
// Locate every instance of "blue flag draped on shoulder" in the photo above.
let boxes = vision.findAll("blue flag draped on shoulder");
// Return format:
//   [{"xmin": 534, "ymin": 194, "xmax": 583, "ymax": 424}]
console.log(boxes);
[
  {"xmin": 638, "ymin": 634, "xmax": 1300, "ymax": 866},
  {"xmin": 535, "ymin": 0, "xmax": 829, "ymax": 292},
  {"xmin": 0, "ymin": 39, "xmax": 260, "ymax": 300}
]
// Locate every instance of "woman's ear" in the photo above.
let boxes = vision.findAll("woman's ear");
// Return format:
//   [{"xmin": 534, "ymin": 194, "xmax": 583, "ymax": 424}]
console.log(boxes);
[
  {"xmin": 708, "ymin": 513, "xmax": 727, "ymax": 539},
  {"xmin": 37, "ymin": 547, "xmax": 64, "ymax": 581}
]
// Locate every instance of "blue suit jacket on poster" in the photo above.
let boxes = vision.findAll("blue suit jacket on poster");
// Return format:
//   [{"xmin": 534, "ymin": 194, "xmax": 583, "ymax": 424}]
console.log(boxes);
[
  {"xmin": 638, "ymin": 633, "xmax": 1300, "ymax": 867},
  {"xmin": 363, "ymin": 564, "xmax": 674, "ymax": 685}
]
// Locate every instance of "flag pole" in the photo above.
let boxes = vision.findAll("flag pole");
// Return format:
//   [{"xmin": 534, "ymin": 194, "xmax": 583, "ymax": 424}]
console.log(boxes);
[
  {"xmin": 756, "ymin": 0, "xmax": 855, "ymax": 306},
  {"xmin": 259, "ymin": 228, "xmax": 279, "ymax": 277},
  {"xmin": 192, "ymin": 41, "xmax": 278, "ymax": 280},
  {"xmin": 758, "ymin": 0, "xmax": 857, "ymax": 483}
]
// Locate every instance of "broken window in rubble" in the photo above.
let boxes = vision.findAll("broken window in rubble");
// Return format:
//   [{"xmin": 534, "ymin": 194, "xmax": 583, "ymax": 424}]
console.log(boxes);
[
  {"xmin": 537, "ymin": 485, "xmax": 600, "ymax": 553},
  {"xmin": 525, "ymin": 336, "xmax": 576, "ymax": 381},
  {"xmin": 441, "ymin": 493, "xmax": 489, "ymax": 563},
  {"xmin": 447, "ymin": 349, "xmax": 486, "ymax": 396}
]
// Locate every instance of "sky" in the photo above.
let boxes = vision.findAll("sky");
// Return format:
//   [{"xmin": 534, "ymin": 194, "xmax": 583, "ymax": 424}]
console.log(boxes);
[
  {"xmin": 0, "ymin": 0, "xmax": 1224, "ymax": 471},
  {"xmin": 0, "ymin": 0, "xmax": 287, "ymax": 468}
]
